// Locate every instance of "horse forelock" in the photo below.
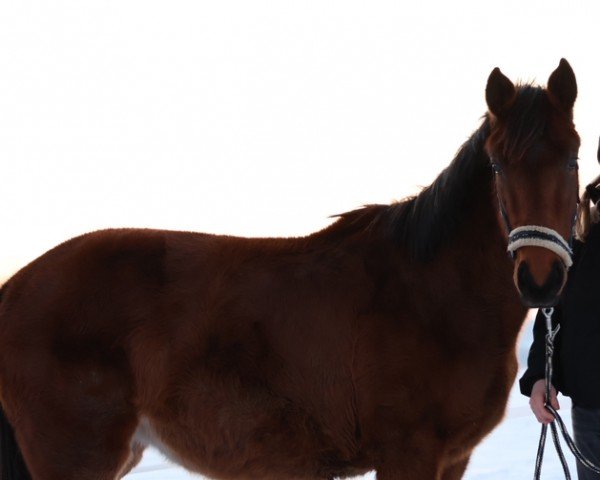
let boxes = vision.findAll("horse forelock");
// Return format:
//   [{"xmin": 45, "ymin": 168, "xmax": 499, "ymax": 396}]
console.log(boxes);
[{"xmin": 487, "ymin": 85, "xmax": 549, "ymax": 164}]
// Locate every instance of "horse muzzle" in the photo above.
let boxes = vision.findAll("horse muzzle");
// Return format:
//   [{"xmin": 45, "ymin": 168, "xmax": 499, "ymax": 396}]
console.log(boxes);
[
  {"xmin": 516, "ymin": 258, "xmax": 565, "ymax": 307},
  {"xmin": 508, "ymin": 226, "xmax": 572, "ymax": 308}
]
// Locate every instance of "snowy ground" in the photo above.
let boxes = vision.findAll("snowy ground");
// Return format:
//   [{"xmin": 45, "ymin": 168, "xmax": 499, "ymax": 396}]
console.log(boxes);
[{"xmin": 125, "ymin": 318, "xmax": 578, "ymax": 480}]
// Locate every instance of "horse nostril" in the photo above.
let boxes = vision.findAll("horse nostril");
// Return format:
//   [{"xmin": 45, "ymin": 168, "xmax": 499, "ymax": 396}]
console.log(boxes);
[
  {"xmin": 517, "ymin": 260, "xmax": 564, "ymax": 308},
  {"xmin": 517, "ymin": 262, "xmax": 531, "ymax": 289},
  {"xmin": 549, "ymin": 260, "xmax": 564, "ymax": 288}
]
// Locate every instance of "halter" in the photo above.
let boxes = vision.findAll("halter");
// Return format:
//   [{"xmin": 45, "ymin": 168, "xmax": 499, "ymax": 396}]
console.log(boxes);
[
  {"xmin": 507, "ymin": 226, "xmax": 573, "ymax": 268},
  {"xmin": 496, "ymin": 189, "xmax": 576, "ymax": 268}
]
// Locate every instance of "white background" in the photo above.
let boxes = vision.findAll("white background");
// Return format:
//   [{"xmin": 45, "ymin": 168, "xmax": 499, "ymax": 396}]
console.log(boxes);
[{"xmin": 1, "ymin": 0, "xmax": 599, "ymax": 281}]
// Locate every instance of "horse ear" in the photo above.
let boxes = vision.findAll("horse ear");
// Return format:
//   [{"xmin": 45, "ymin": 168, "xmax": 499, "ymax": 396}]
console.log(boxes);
[
  {"xmin": 547, "ymin": 58, "xmax": 577, "ymax": 112},
  {"xmin": 486, "ymin": 67, "xmax": 516, "ymax": 118}
]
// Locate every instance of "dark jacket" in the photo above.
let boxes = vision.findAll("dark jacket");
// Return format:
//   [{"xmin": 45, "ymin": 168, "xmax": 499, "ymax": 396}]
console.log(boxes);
[{"xmin": 520, "ymin": 222, "xmax": 600, "ymax": 408}]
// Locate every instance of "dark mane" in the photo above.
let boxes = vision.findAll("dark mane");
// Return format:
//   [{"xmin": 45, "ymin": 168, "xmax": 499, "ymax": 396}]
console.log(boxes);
[
  {"xmin": 388, "ymin": 119, "xmax": 492, "ymax": 260},
  {"xmin": 326, "ymin": 119, "xmax": 492, "ymax": 260}
]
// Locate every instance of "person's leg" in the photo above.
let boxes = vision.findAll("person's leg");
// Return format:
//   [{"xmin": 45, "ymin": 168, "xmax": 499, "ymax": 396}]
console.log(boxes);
[{"xmin": 572, "ymin": 404, "xmax": 600, "ymax": 480}]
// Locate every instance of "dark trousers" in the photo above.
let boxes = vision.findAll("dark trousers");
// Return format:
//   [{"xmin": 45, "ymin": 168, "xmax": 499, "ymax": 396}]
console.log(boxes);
[{"xmin": 572, "ymin": 405, "xmax": 600, "ymax": 480}]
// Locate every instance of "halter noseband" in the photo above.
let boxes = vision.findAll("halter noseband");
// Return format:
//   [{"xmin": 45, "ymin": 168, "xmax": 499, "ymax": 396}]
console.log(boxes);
[
  {"xmin": 507, "ymin": 225, "xmax": 573, "ymax": 268},
  {"xmin": 496, "ymin": 188, "xmax": 576, "ymax": 268}
]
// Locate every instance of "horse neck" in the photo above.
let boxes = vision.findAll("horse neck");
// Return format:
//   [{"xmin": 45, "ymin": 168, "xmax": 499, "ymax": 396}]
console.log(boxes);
[
  {"xmin": 393, "ymin": 121, "xmax": 526, "ymax": 340},
  {"xmin": 432, "ymin": 173, "xmax": 527, "ymax": 346}
]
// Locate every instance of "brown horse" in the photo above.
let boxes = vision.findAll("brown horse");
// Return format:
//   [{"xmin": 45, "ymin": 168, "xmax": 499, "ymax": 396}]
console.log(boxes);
[{"xmin": 0, "ymin": 59, "xmax": 580, "ymax": 480}]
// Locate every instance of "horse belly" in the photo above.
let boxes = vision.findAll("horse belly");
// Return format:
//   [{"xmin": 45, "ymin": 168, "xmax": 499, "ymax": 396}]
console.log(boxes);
[{"xmin": 134, "ymin": 394, "xmax": 367, "ymax": 480}]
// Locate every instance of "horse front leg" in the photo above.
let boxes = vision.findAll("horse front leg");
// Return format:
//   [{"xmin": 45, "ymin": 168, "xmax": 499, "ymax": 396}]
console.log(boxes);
[
  {"xmin": 376, "ymin": 458, "xmax": 443, "ymax": 480},
  {"xmin": 376, "ymin": 452, "xmax": 471, "ymax": 480},
  {"xmin": 375, "ymin": 439, "xmax": 445, "ymax": 480},
  {"xmin": 377, "ymin": 463, "xmax": 441, "ymax": 480},
  {"xmin": 440, "ymin": 456, "xmax": 470, "ymax": 480}
]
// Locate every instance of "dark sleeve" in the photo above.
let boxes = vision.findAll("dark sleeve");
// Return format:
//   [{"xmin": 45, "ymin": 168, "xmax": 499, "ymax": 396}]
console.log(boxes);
[{"xmin": 519, "ymin": 306, "xmax": 562, "ymax": 397}]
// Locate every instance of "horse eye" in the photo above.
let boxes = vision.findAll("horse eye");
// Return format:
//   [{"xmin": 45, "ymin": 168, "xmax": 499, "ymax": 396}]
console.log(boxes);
[
  {"xmin": 491, "ymin": 162, "xmax": 503, "ymax": 174},
  {"xmin": 567, "ymin": 157, "xmax": 579, "ymax": 171}
]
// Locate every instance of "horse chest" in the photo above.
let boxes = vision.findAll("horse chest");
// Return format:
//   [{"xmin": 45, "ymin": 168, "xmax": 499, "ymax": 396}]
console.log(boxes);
[{"xmin": 443, "ymin": 353, "xmax": 518, "ymax": 457}]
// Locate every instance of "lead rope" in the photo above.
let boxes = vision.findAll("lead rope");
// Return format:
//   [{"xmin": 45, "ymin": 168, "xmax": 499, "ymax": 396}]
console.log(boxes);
[{"xmin": 533, "ymin": 307, "xmax": 600, "ymax": 479}]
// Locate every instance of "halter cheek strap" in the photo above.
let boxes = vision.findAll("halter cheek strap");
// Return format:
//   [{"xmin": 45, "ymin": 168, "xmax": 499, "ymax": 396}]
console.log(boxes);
[{"xmin": 507, "ymin": 225, "xmax": 573, "ymax": 268}]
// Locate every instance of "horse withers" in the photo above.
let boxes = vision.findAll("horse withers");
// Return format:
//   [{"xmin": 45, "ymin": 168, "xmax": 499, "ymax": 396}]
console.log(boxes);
[{"xmin": 0, "ymin": 60, "xmax": 580, "ymax": 480}]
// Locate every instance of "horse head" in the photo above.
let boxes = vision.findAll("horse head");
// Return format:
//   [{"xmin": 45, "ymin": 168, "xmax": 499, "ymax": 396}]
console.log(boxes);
[{"xmin": 485, "ymin": 59, "xmax": 580, "ymax": 308}]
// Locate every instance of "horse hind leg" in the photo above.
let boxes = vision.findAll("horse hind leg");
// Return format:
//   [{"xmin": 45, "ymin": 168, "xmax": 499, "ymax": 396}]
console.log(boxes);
[
  {"xmin": 10, "ymin": 400, "xmax": 141, "ymax": 480},
  {"xmin": 2, "ymin": 356, "xmax": 142, "ymax": 479},
  {"xmin": 0, "ymin": 404, "xmax": 31, "ymax": 480}
]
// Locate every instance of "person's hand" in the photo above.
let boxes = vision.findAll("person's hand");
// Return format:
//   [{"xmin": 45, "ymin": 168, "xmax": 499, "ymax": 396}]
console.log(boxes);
[{"xmin": 530, "ymin": 379, "xmax": 560, "ymax": 424}]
